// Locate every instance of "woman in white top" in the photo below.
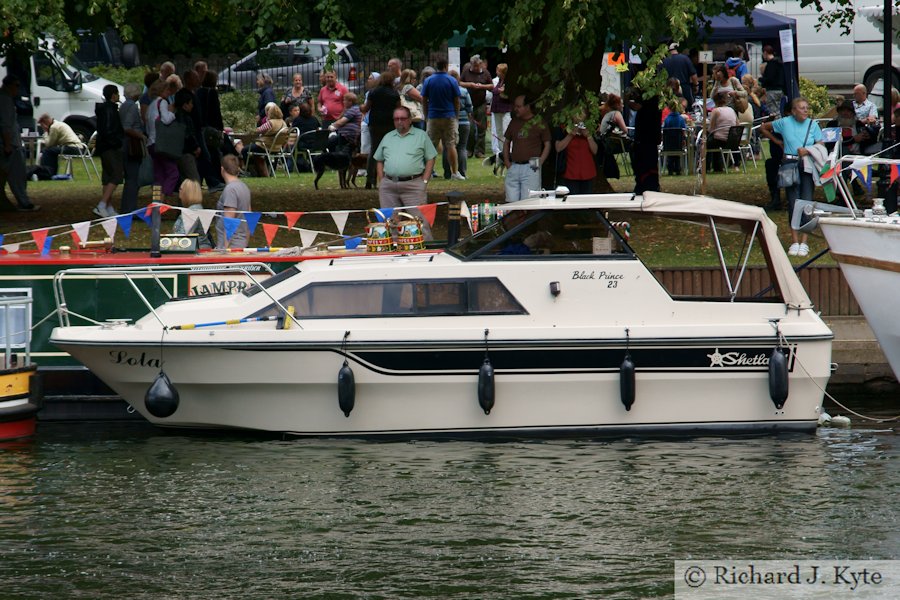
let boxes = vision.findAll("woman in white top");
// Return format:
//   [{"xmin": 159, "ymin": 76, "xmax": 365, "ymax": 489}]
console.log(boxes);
[{"xmin": 707, "ymin": 91, "xmax": 738, "ymax": 172}]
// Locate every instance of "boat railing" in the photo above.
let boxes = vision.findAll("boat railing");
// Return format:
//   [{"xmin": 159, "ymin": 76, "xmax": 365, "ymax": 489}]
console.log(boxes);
[
  {"xmin": 832, "ymin": 154, "xmax": 900, "ymax": 216},
  {"xmin": 52, "ymin": 263, "xmax": 302, "ymax": 330},
  {"xmin": 1, "ymin": 295, "xmax": 32, "ymax": 369}
]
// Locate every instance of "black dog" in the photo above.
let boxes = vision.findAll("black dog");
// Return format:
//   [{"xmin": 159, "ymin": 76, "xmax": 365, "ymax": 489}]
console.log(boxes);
[{"xmin": 313, "ymin": 151, "xmax": 353, "ymax": 189}]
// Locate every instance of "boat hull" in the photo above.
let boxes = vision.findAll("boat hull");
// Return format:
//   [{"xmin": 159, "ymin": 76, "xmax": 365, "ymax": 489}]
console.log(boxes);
[
  {"xmin": 54, "ymin": 338, "xmax": 832, "ymax": 437},
  {"xmin": 819, "ymin": 217, "xmax": 900, "ymax": 379},
  {"xmin": 0, "ymin": 365, "xmax": 41, "ymax": 441}
]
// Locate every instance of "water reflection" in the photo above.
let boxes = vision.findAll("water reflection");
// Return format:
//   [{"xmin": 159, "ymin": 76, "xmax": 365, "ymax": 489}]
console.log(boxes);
[{"xmin": 0, "ymin": 419, "xmax": 897, "ymax": 599}]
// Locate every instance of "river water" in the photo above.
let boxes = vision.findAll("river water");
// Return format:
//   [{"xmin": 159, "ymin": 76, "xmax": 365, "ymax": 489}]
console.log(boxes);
[{"xmin": 2, "ymin": 394, "xmax": 899, "ymax": 599}]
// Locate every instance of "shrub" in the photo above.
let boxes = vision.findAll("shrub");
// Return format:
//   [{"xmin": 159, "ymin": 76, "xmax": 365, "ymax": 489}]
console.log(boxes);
[
  {"xmin": 89, "ymin": 65, "xmax": 151, "ymax": 86},
  {"xmin": 799, "ymin": 76, "xmax": 831, "ymax": 117},
  {"xmin": 220, "ymin": 90, "xmax": 258, "ymax": 132}
]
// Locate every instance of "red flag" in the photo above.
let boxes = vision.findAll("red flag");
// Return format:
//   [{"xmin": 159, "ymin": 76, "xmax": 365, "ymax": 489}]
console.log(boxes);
[
  {"xmin": 891, "ymin": 164, "xmax": 899, "ymax": 185},
  {"xmin": 262, "ymin": 223, "xmax": 279, "ymax": 246},
  {"xmin": 158, "ymin": 204, "xmax": 171, "ymax": 215},
  {"xmin": 70, "ymin": 230, "xmax": 82, "ymax": 245},
  {"xmin": 144, "ymin": 202, "xmax": 172, "ymax": 217},
  {"xmin": 284, "ymin": 212, "xmax": 304, "ymax": 229},
  {"xmin": 31, "ymin": 228, "xmax": 49, "ymax": 252},
  {"xmin": 418, "ymin": 203, "xmax": 437, "ymax": 226}
]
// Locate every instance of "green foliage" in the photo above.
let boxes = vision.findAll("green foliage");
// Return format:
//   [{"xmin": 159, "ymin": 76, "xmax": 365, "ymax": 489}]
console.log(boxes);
[
  {"xmin": 220, "ymin": 90, "xmax": 259, "ymax": 132},
  {"xmin": 799, "ymin": 76, "xmax": 832, "ymax": 117},
  {"xmin": 89, "ymin": 65, "xmax": 152, "ymax": 86}
]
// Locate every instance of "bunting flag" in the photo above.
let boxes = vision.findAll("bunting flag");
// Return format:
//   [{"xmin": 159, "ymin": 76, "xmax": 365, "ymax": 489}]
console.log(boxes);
[
  {"xmin": 135, "ymin": 210, "xmax": 152, "ymax": 225},
  {"xmin": 891, "ymin": 164, "xmax": 899, "ymax": 186},
  {"xmin": 72, "ymin": 221, "xmax": 91, "ymax": 244},
  {"xmin": 418, "ymin": 203, "xmax": 437, "ymax": 226},
  {"xmin": 41, "ymin": 235, "xmax": 54, "ymax": 256},
  {"xmin": 822, "ymin": 179, "xmax": 836, "ymax": 203},
  {"xmin": 299, "ymin": 228, "xmax": 318, "ymax": 249},
  {"xmin": 459, "ymin": 201, "xmax": 473, "ymax": 232},
  {"xmin": 144, "ymin": 203, "xmax": 172, "ymax": 217},
  {"xmin": 284, "ymin": 211, "xmax": 303, "ymax": 229},
  {"xmin": 331, "ymin": 211, "xmax": 349, "ymax": 235},
  {"xmin": 3, "ymin": 243, "xmax": 20, "ymax": 254},
  {"xmin": 116, "ymin": 214, "xmax": 133, "ymax": 238},
  {"xmin": 0, "ymin": 234, "xmax": 3, "ymax": 248},
  {"xmin": 344, "ymin": 236, "xmax": 363, "ymax": 250},
  {"xmin": 244, "ymin": 212, "xmax": 262, "ymax": 235},
  {"xmin": 819, "ymin": 163, "xmax": 836, "ymax": 182},
  {"xmin": 101, "ymin": 218, "xmax": 118, "ymax": 239},
  {"xmin": 222, "ymin": 216, "xmax": 241, "ymax": 241},
  {"xmin": 181, "ymin": 209, "xmax": 199, "ymax": 234},
  {"xmin": 855, "ymin": 164, "xmax": 872, "ymax": 190},
  {"xmin": 197, "ymin": 210, "xmax": 216, "ymax": 234},
  {"xmin": 373, "ymin": 208, "xmax": 393, "ymax": 222},
  {"xmin": 31, "ymin": 228, "xmax": 49, "ymax": 252},
  {"xmin": 262, "ymin": 223, "xmax": 279, "ymax": 246}
]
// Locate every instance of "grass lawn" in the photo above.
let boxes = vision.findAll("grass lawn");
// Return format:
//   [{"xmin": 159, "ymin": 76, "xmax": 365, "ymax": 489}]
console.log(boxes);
[{"xmin": 2, "ymin": 155, "xmax": 837, "ymax": 266}]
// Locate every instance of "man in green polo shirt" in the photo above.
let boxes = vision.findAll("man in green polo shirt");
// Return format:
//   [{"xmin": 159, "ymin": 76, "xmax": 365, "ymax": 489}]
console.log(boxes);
[{"xmin": 374, "ymin": 106, "xmax": 438, "ymax": 239}]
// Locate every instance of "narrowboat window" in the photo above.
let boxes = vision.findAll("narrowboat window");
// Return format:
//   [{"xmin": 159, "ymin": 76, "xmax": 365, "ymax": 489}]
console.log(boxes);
[
  {"xmin": 449, "ymin": 209, "xmax": 633, "ymax": 259},
  {"xmin": 251, "ymin": 278, "xmax": 525, "ymax": 319}
]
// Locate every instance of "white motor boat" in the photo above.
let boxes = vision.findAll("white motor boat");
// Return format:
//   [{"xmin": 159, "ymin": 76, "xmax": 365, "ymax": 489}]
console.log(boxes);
[
  {"xmin": 809, "ymin": 155, "xmax": 900, "ymax": 380},
  {"xmin": 50, "ymin": 191, "xmax": 834, "ymax": 437}
]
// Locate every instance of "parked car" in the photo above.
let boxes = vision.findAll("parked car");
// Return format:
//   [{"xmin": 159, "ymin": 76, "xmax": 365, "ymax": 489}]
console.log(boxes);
[
  {"xmin": 75, "ymin": 28, "xmax": 141, "ymax": 69},
  {"xmin": 219, "ymin": 39, "xmax": 362, "ymax": 95}
]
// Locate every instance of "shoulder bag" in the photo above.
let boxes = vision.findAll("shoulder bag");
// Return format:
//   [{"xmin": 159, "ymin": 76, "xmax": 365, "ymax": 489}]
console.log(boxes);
[
  {"xmin": 400, "ymin": 86, "xmax": 424, "ymax": 122},
  {"xmin": 154, "ymin": 99, "xmax": 186, "ymax": 160},
  {"xmin": 777, "ymin": 119, "xmax": 812, "ymax": 189}
]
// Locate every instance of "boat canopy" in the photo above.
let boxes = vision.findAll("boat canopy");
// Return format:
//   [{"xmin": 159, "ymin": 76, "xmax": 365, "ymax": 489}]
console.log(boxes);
[{"xmin": 505, "ymin": 191, "xmax": 814, "ymax": 310}]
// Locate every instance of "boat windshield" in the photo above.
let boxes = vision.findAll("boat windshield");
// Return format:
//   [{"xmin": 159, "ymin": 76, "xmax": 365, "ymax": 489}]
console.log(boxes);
[
  {"xmin": 448, "ymin": 209, "xmax": 633, "ymax": 260},
  {"xmin": 242, "ymin": 264, "xmax": 301, "ymax": 297}
]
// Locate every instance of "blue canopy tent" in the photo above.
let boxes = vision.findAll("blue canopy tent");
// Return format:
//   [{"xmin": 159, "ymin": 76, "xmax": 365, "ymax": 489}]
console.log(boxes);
[{"xmin": 702, "ymin": 8, "xmax": 800, "ymax": 102}]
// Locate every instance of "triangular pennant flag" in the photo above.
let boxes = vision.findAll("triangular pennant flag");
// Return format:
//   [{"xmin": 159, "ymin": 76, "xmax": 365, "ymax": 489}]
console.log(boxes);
[
  {"xmin": 197, "ymin": 210, "xmax": 216, "ymax": 234},
  {"xmin": 31, "ymin": 228, "xmax": 49, "ymax": 252},
  {"xmin": 819, "ymin": 163, "xmax": 835, "ymax": 181},
  {"xmin": 822, "ymin": 179, "xmax": 836, "ymax": 203},
  {"xmin": 459, "ymin": 201, "xmax": 473, "ymax": 232},
  {"xmin": 344, "ymin": 236, "xmax": 363, "ymax": 250},
  {"xmin": 135, "ymin": 209, "xmax": 152, "ymax": 225},
  {"xmin": 262, "ymin": 223, "xmax": 279, "ymax": 246},
  {"xmin": 181, "ymin": 209, "xmax": 199, "ymax": 233},
  {"xmin": 284, "ymin": 211, "xmax": 303, "ymax": 229},
  {"xmin": 158, "ymin": 204, "xmax": 171, "ymax": 215},
  {"xmin": 858, "ymin": 165, "xmax": 872, "ymax": 190},
  {"xmin": 143, "ymin": 203, "xmax": 172, "ymax": 217},
  {"xmin": 244, "ymin": 212, "xmax": 262, "ymax": 235},
  {"xmin": 891, "ymin": 164, "xmax": 899, "ymax": 186},
  {"xmin": 418, "ymin": 203, "xmax": 437, "ymax": 226},
  {"xmin": 299, "ymin": 228, "xmax": 318, "ymax": 248},
  {"xmin": 101, "ymin": 218, "xmax": 118, "ymax": 239},
  {"xmin": 374, "ymin": 208, "xmax": 393, "ymax": 222},
  {"xmin": 222, "ymin": 216, "xmax": 241, "ymax": 241},
  {"xmin": 331, "ymin": 211, "xmax": 349, "ymax": 235},
  {"xmin": 116, "ymin": 214, "xmax": 133, "ymax": 238},
  {"xmin": 0, "ymin": 234, "xmax": 3, "ymax": 248},
  {"xmin": 41, "ymin": 235, "xmax": 54, "ymax": 256},
  {"xmin": 3, "ymin": 243, "xmax": 20, "ymax": 254},
  {"xmin": 72, "ymin": 221, "xmax": 90, "ymax": 244}
]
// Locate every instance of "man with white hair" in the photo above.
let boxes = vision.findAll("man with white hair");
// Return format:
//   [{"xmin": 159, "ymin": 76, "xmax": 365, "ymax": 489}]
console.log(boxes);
[
  {"xmin": 852, "ymin": 84, "xmax": 878, "ymax": 125},
  {"xmin": 36, "ymin": 113, "xmax": 81, "ymax": 175}
]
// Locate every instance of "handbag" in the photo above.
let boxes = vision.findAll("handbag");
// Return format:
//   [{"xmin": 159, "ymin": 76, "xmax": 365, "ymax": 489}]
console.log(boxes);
[
  {"xmin": 777, "ymin": 159, "xmax": 799, "ymax": 188},
  {"xmin": 776, "ymin": 119, "xmax": 813, "ymax": 189},
  {"xmin": 154, "ymin": 100, "xmax": 185, "ymax": 159},
  {"xmin": 127, "ymin": 136, "xmax": 146, "ymax": 160},
  {"xmin": 400, "ymin": 87, "xmax": 424, "ymax": 122}
]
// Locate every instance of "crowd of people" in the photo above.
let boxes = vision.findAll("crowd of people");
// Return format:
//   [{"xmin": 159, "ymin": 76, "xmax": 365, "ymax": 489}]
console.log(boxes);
[{"xmin": 4, "ymin": 45, "xmax": 900, "ymax": 253}]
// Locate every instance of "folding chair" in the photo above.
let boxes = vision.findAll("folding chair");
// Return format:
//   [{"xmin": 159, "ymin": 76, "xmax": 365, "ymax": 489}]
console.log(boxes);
[
  {"xmin": 738, "ymin": 122, "xmax": 757, "ymax": 168},
  {"xmin": 295, "ymin": 129, "xmax": 331, "ymax": 174},
  {"xmin": 711, "ymin": 125, "xmax": 747, "ymax": 174},
  {"xmin": 60, "ymin": 132, "xmax": 100, "ymax": 180},
  {"xmin": 659, "ymin": 127, "xmax": 688, "ymax": 175},
  {"xmin": 246, "ymin": 127, "xmax": 292, "ymax": 177},
  {"xmin": 270, "ymin": 127, "xmax": 298, "ymax": 177},
  {"xmin": 604, "ymin": 135, "xmax": 632, "ymax": 176}
]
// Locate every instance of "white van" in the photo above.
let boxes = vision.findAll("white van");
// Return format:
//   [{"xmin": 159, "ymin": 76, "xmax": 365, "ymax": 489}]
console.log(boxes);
[
  {"xmin": 759, "ymin": 1, "xmax": 899, "ymax": 90},
  {"xmin": 0, "ymin": 39, "xmax": 123, "ymax": 139}
]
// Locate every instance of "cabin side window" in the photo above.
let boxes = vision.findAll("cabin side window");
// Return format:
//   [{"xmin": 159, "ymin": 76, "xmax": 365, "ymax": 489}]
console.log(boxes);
[{"xmin": 251, "ymin": 278, "xmax": 525, "ymax": 319}]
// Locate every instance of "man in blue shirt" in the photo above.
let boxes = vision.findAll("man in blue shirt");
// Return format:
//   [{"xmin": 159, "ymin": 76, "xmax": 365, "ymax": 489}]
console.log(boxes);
[{"xmin": 421, "ymin": 59, "xmax": 465, "ymax": 180}]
